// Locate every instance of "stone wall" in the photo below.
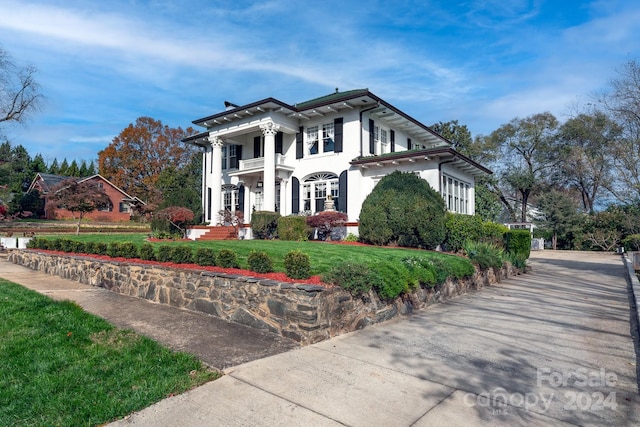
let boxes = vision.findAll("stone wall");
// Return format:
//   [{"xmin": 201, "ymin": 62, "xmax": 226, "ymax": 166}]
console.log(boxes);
[{"xmin": 8, "ymin": 250, "xmax": 518, "ymax": 345}]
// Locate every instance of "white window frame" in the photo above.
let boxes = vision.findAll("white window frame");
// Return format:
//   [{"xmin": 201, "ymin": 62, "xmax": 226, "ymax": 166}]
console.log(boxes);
[
  {"xmin": 442, "ymin": 174, "xmax": 470, "ymax": 214},
  {"xmin": 221, "ymin": 145, "xmax": 238, "ymax": 170},
  {"xmin": 307, "ymin": 122, "xmax": 336, "ymax": 155},
  {"xmin": 302, "ymin": 172, "xmax": 339, "ymax": 213}
]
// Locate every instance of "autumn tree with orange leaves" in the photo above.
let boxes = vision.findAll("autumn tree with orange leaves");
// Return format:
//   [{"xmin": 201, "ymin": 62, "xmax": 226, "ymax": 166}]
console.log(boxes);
[{"xmin": 98, "ymin": 117, "xmax": 197, "ymax": 205}]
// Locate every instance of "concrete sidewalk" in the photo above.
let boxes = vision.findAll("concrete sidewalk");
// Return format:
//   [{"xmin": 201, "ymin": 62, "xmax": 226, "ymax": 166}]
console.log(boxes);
[{"xmin": 3, "ymin": 251, "xmax": 640, "ymax": 426}]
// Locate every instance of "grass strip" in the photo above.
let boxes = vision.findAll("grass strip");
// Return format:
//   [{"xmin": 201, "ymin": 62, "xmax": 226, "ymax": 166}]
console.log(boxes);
[{"xmin": 0, "ymin": 279, "xmax": 219, "ymax": 427}]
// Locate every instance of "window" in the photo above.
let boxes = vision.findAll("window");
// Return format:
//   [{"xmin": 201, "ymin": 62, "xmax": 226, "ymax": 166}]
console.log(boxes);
[
  {"xmin": 222, "ymin": 184, "xmax": 239, "ymax": 212},
  {"xmin": 302, "ymin": 172, "xmax": 339, "ymax": 213},
  {"xmin": 119, "ymin": 202, "xmax": 130, "ymax": 213},
  {"xmin": 307, "ymin": 126, "xmax": 319, "ymax": 155},
  {"xmin": 442, "ymin": 174, "xmax": 470, "ymax": 214},
  {"xmin": 221, "ymin": 145, "xmax": 238, "ymax": 170},
  {"xmin": 307, "ymin": 122, "xmax": 336, "ymax": 155},
  {"xmin": 380, "ymin": 128, "xmax": 388, "ymax": 145},
  {"xmin": 322, "ymin": 123, "xmax": 334, "ymax": 152},
  {"xmin": 99, "ymin": 200, "xmax": 113, "ymax": 212}
]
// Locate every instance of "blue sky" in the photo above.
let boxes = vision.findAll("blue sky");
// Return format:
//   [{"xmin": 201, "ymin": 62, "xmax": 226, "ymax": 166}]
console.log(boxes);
[{"xmin": 0, "ymin": 0, "xmax": 638, "ymax": 164}]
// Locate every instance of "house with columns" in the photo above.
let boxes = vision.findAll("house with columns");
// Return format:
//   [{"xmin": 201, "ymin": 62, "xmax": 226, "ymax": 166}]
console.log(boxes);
[{"xmin": 183, "ymin": 89, "xmax": 491, "ymax": 237}]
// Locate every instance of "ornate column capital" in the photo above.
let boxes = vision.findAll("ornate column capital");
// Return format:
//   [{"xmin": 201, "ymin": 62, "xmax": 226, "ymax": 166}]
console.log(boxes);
[
  {"xmin": 206, "ymin": 135, "xmax": 224, "ymax": 147},
  {"xmin": 260, "ymin": 121, "xmax": 280, "ymax": 136}
]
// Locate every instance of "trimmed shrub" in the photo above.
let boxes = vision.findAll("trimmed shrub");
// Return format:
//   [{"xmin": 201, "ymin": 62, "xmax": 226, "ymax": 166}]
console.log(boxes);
[
  {"xmin": 306, "ymin": 211, "xmax": 348, "ymax": 241},
  {"xmin": 70, "ymin": 241, "xmax": 86, "ymax": 254},
  {"xmin": 47, "ymin": 238, "xmax": 61, "ymax": 251},
  {"xmin": 505, "ymin": 230, "xmax": 531, "ymax": 262},
  {"xmin": 139, "ymin": 243, "xmax": 156, "ymax": 261},
  {"xmin": 195, "ymin": 248, "xmax": 216, "ymax": 266},
  {"xmin": 322, "ymin": 262, "xmax": 381, "ymax": 296},
  {"xmin": 247, "ymin": 250, "xmax": 274, "ymax": 273},
  {"xmin": 170, "ymin": 246, "xmax": 193, "ymax": 264},
  {"xmin": 119, "ymin": 242, "xmax": 139, "ymax": 259},
  {"xmin": 464, "ymin": 241, "xmax": 504, "ymax": 270},
  {"xmin": 359, "ymin": 171, "xmax": 446, "ymax": 249},
  {"xmin": 157, "ymin": 245, "xmax": 173, "ymax": 262},
  {"xmin": 106, "ymin": 242, "xmax": 123, "ymax": 258},
  {"xmin": 94, "ymin": 242, "xmax": 108, "ymax": 255},
  {"xmin": 83, "ymin": 241, "xmax": 97, "ymax": 254},
  {"xmin": 277, "ymin": 216, "xmax": 311, "ymax": 241},
  {"xmin": 284, "ymin": 250, "xmax": 311, "ymax": 279},
  {"xmin": 58, "ymin": 238, "xmax": 74, "ymax": 252},
  {"xmin": 216, "ymin": 249, "xmax": 240, "ymax": 268},
  {"xmin": 443, "ymin": 213, "xmax": 483, "ymax": 253},
  {"xmin": 251, "ymin": 211, "xmax": 281, "ymax": 239},
  {"xmin": 481, "ymin": 221, "xmax": 509, "ymax": 247}
]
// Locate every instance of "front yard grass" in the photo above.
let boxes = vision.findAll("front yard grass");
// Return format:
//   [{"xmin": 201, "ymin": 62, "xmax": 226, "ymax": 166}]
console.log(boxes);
[
  {"xmin": 0, "ymin": 279, "xmax": 219, "ymax": 427},
  {"xmin": 61, "ymin": 233, "xmax": 472, "ymax": 277}
]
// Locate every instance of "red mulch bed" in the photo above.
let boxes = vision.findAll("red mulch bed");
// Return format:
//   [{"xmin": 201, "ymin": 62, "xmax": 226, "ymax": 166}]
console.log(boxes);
[{"xmin": 35, "ymin": 249, "xmax": 331, "ymax": 287}]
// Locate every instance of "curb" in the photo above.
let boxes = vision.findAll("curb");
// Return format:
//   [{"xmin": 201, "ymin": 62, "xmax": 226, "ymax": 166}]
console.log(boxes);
[{"xmin": 622, "ymin": 253, "xmax": 640, "ymax": 338}]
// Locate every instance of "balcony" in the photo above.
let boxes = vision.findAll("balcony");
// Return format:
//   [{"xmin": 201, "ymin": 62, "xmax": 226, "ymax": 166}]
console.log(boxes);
[{"xmin": 238, "ymin": 154, "xmax": 290, "ymax": 172}]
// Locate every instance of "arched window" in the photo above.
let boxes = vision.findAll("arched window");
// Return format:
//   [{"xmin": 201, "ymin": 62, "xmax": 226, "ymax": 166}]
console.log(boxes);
[{"xmin": 302, "ymin": 172, "xmax": 339, "ymax": 213}]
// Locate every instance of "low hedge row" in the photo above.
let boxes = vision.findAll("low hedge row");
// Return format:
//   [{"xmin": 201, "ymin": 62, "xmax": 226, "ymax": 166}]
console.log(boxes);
[
  {"xmin": 26, "ymin": 237, "xmax": 310, "ymax": 280},
  {"xmin": 322, "ymin": 254, "xmax": 475, "ymax": 301},
  {"xmin": 25, "ymin": 237, "xmax": 485, "ymax": 302}
]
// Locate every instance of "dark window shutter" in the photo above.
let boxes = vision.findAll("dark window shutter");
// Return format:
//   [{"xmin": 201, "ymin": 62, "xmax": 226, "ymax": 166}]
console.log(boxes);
[
  {"xmin": 254, "ymin": 136, "xmax": 261, "ymax": 158},
  {"xmin": 296, "ymin": 127, "xmax": 304, "ymax": 159},
  {"xmin": 238, "ymin": 185, "xmax": 245, "ymax": 217},
  {"xmin": 408, "ymin": 138, "xmax": 412, "ymax": 150},
  {"xmin": 275, "ymin": 132, "xmax": 283, "ymax": 154},
  {"xmin": 291, "ymin": 177, "xmax": 300, "ymax": 213},
  {"xmin": 334, "ymin": 117, "xmax": 343, "ymax": 153},
  {"xmin": 207, "ymin": 187, "xmax": 212, "ymax": 221},
  {"xmin": 315, "ymin": 197, "xmax": 324, "ymax": 212},
  {"xmin": 338, "ymin": 170, "xmax": 347, "ymax": 214},
  {"xmin": 390, "ymin": 130, "xmax": 395, "ymax": 152},
  {"xmin": 236, "ymin": 145, "xmax": 242, "ymax": 163},
  {"xmin": 369, "ymin": 119, "xmax": 375, "ymax": 154}
]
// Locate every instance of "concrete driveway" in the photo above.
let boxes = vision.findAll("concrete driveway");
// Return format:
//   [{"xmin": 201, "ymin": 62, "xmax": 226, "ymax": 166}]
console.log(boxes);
[{"xmin": 107, "ymin": 251, "xmax": 640, "ymax": 426}]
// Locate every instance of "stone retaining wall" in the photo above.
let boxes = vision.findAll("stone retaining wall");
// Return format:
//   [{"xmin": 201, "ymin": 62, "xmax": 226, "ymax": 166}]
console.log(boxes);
[{"xmin": 8, "ymin": 250, "xmax": 518, "ymax": 345}]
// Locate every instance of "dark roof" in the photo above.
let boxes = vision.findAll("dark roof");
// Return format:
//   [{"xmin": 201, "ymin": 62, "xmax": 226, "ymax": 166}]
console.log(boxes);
[
  {"xmin": 350, "ymin": 147, "xmax": 492, "ymax": 177},
  {"xmin": 30, "ymin": 173, "xmax": 78, "ymax": 193},
  {"xmin": 295, "ymin": 89, "xmax": 369, "ymax": 110}
]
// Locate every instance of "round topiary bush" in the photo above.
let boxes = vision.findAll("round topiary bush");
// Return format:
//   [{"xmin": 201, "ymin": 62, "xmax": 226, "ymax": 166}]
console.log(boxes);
[
  {"xmin": 247, "ymin": 250, "xmax": 274, "ymax": 273},
  {"xmin": 359, "ymin": 171, "xmax": 446, "ymax": 249},
  {"xmin": 283, "ymin": 250, "xmax": 311, "ymax": 279}
]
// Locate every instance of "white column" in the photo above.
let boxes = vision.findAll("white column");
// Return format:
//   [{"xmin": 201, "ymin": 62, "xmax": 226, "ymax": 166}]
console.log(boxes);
[
  {"xmin": 260, "ymin": 121, "xmax": 279, "ymax": 212},
  {"xmin": 208, "ymin": 135, "xmax": 223, "ymax": 225},
  {"xmin": 280, "ymin": 179, "xmax": 288, "ymax": 215},
  {"xmin": 244, "ymin": 185, "xmax": 252, "ymax": 224}
]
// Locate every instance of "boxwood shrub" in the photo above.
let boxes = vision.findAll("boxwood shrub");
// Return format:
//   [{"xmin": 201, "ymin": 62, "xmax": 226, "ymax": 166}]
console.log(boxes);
[
  {"xmin": 170, "ymin": 245, "xmax": 193, "ymax": 264},
  {"xmin": 277, "ymin": 216, "xmax": 310, "ymax": 241},
  {"xmin": 251, "ymin": 211, "xmax": 281, "ymax": 239},
  {"xmin": 195, "ymin": 248, "xmax": 216, "ymax": 266},
  {"xmin": 504, "ymin": 230, "xmax": 531, "ymax": 262},
  {"xmin": 216, "ymin": 249, "xmax": 239, "ymax": 268},
  {"xmin": 139, "ymin": 243, "xmax": 156, "ymax": 261},
  {"xmin": 157, "ymin": 245, "xmax": 173, "ymax": 263},
  {"xmin": 247, "ymin": 250, "xmax": 274, "ymax": 273},
  {"xmin": 284, "ymin": 250, "xmax": 311, "ymax": 279}
]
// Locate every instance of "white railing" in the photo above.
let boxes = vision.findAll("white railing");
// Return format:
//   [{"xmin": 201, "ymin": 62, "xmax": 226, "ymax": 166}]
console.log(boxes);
[{"xmin": 239, "ymin": 154, "xmax": 287, "ymax": 171}]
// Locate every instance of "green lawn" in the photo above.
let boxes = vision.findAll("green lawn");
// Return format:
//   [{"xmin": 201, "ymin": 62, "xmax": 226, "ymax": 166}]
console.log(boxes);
[
  {"xmin": 0, "ymin": 279, "xmax": 219, "ymax": 427},
  {"xmin": 61, "ymin": 233, "xmax": 470, "ymax": 276}
]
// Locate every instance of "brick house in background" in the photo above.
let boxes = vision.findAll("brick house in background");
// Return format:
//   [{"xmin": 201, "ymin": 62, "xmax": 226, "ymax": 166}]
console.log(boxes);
[{"xmin": 28, "ymin": 173, "xmax": 144, "ymax": 221}]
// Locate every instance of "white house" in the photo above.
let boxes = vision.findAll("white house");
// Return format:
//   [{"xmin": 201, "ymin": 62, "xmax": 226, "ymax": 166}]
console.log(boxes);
[{"xmin": 183, "ymin": 89, "xmax": 491, "ymax": 236}]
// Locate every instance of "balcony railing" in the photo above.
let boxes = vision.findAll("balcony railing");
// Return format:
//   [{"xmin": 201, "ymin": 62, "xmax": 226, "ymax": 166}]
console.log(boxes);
[{"xmin": 239, "ymin": 154, "xmax": 287, "ymax": 171}]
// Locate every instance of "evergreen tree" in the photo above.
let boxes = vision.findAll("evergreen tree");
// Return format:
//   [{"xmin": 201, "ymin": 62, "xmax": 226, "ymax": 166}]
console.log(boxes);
[
  {"xmin": 78, "ymin": 160, "xmax": 88, "ymax": 177},
  {"xmin": 59, "ymin": 158, "xmax": 69, "ymax": 176},
  {"xmin": 31, "ymin": 154, "xmax": 47, "ymax": 173},
  {"xmin": 67, "ymin": 159, "xmax": 79, "ymax": 176},
  {"xmin": 48, "ymin": 158, "xmax": 60, "ymax": 174}
]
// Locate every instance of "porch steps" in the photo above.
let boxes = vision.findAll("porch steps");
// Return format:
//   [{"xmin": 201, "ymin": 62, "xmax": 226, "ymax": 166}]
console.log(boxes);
[{"xmin": 195, "ymin": 226, "xmax": 238, "ymax": 241}]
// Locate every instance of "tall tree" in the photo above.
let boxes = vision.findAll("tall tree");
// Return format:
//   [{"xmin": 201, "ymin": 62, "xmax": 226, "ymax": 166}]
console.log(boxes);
[
  {"xmin": 485, "ymin": 112, "xmax": 559, "ymax": 222},
  {"xmin": 58, "ymin": 158, "xmax": 69, "ymax": 176},
  {"xmin": 48, "ymin": 158, "xmax": 60, "ymax": 174},
  {"xmin": 47, "ymin": 178, "xmax": 110, "ymax": 235},
  {"xmin": 601, "ymin": 59, "xmax": 640, "ymax": 203},
  {"xmin": 98, "ymin": 117, "xmax": 197, "ymax": 204},
  {"xmin": 67, "ymin": 159, "xmax": 79, "ymax": 177},
  {"xmin": 555, "ymin": 111, "xmax": 620, "ymax": 213},
  {"xmin": 535, "ymin": 190, "xmax": 582, "ymax": 250},
  {"xmin": 0, "ymin": 46, "xmax": 42, "ymax": 127},
  {"xmin": 156, "ymin": 152, "xmax": 202, "ymax": 220}
]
